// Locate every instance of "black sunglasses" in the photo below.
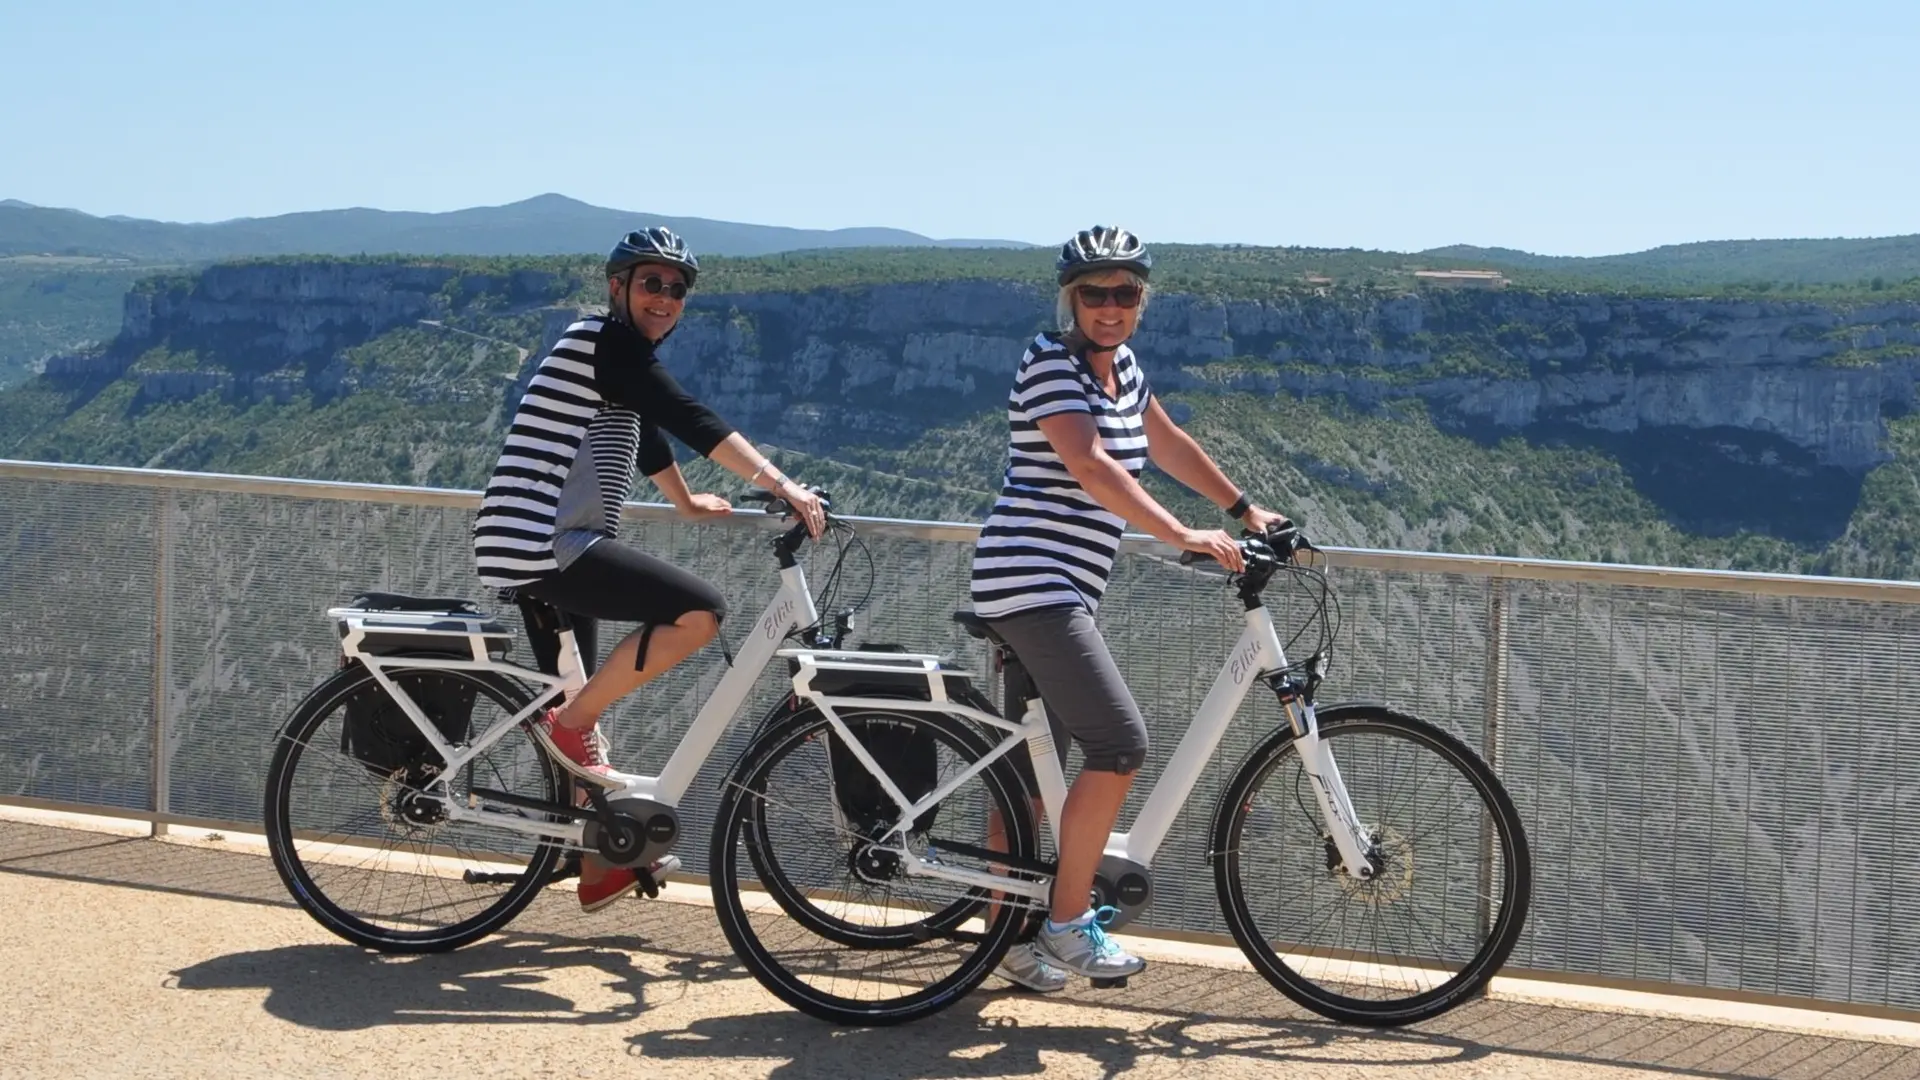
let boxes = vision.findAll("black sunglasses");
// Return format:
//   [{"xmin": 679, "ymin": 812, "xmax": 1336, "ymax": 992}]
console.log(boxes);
[
  {"xmin": 632, "ymin": 273, "xmax": 689, "ymax": 300},
  {"xmin": 1074, "ymin": 283, "xmax": 1143, "ymax": 309}
]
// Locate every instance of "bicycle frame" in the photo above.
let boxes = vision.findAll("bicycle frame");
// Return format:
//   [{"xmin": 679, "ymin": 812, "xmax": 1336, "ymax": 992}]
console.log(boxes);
[
  {"xmin": 331, "ymin": 561, "xmax": 860, "ymax": 847},
  {"xmin": 863, "ymin": 603, "xmax": 1380, "ymax": 903}
]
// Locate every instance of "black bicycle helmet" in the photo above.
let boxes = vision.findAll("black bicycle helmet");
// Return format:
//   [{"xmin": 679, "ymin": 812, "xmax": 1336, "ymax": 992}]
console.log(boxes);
[
  {"xmin": 606, "ymin": 226, "xmax": 699, "ymax": 289},
  {"xmin": 1056, "ymin": 225, "xmax": 1151, "ymax": 285}
]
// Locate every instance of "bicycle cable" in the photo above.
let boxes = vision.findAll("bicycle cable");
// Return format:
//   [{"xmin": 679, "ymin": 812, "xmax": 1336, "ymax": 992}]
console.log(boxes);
[{"xmin": 788, "ymin": 516, "xmax": 878, "ymax": 648}]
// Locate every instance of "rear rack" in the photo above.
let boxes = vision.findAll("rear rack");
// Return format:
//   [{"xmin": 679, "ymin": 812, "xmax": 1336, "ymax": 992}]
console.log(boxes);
[
  {"xmin": 777, "ymin": 647, "xmax": 979, "ymax": 705},
  {"xmin": 329, "ymin": 605, "xmax": 516, "ymax": 663}
]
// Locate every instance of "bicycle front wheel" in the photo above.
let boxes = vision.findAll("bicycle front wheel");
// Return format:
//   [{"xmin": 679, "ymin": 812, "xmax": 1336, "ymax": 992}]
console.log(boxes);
[
  {"xmin": 709, "ymin": 708, "xmax": 1039, "ymax": 1026},
  {"xmin": 1213, "ymin": 702, "xmax": 1533, "ymax": 1026},
  {"xmin": 263, "ymin": 662, "xmax": 567, "ymax": 952}
]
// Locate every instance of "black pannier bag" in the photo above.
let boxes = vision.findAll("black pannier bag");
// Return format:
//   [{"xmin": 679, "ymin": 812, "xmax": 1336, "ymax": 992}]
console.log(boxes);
[
  {"xmin": 340, "ymin": 669, "xmax": 480, "ymax": 779},
  {"xmin": 335, "ymin": 593, "xmax": 503, "ymax": 779},
  {"xmin": 815, "ymin": 644, "xmax": 944, "ymax": 835}
]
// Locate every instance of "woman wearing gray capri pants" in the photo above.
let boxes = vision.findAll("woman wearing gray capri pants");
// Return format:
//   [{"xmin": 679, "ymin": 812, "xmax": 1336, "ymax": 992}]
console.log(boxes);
[{"xmin": 971, "ymin": 226, "xmax": 1292, "ymax": 991}]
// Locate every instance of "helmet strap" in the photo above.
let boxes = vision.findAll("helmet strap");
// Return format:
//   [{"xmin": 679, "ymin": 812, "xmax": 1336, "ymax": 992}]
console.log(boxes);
[{"xmin": 609, "ymin": 269, "xmax": 636, "ymax": 328}]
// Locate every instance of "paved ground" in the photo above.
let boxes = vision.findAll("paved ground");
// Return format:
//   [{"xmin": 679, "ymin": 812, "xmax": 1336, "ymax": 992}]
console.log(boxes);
[{"xmin": 4, "ymin": 818, "xmax": 1919, "ymax": 1079}]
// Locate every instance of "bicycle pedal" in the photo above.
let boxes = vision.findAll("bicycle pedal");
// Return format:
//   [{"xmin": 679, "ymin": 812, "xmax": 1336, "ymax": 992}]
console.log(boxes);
[
  {"xmin": 1089, "ymin": 976, "xmax": 1129, "ymax": 990},
  {"xmin": 634, "ymin": 855, "xmax": 681, "ymax": 900}
]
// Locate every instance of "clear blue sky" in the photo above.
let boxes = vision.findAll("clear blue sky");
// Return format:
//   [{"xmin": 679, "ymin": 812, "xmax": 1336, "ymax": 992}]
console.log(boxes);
[{"xmin": 3, "ymin": 0, "xmax": 1914, "ymax": 256}]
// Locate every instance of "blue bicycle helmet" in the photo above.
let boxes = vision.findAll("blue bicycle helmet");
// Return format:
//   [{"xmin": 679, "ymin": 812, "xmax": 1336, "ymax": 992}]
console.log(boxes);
[
  {"xmin": 1056, "ymin": 225, "xmax": 1152, "ymax": 285},
  {"xmin": 606, "ymin": 226, "xmax": 699, "ymax": 289}
]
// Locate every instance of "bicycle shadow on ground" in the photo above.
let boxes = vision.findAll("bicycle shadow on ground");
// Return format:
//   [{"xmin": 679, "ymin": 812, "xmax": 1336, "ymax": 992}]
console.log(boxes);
[
  {"xmin": 627, "ymin": 971, "xmax": 1913, "ymax": 1080},
  {"xmin": 626, "ymin": 997, "xmax": 1487, "ymax": 1080},
  {"xmin": 164, "ymin": 929, "xmax": 746, "ymax": 1032}
]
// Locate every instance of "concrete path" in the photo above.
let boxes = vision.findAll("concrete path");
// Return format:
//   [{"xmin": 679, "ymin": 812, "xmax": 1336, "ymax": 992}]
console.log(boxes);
[{"xmin": 3, "ymin": 817, "xmax": 1917, "ymax": 1080}]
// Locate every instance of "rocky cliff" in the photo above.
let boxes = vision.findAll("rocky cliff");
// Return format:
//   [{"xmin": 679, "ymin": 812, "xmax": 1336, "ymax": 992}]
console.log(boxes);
[
  {"xmin": 657, "ymin": 283, "xmax": 1920, "ymax": 473},
  {"xmin": 37, "ymin": 260, "xmax": 1920, "ymax": 486}
]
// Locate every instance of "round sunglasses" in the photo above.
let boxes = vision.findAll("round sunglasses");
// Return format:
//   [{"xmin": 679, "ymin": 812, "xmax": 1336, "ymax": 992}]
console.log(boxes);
[
  {"xmin": 632, "ymin": 274, "xmax": 689, "ymax": 301},
  {"xmin": 1074, "ymin": 283, "xmax": 1143, "ymax": 309}
]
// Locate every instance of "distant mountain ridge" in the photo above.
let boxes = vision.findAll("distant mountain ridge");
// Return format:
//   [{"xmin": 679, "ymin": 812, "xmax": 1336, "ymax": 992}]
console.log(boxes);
[
  {"xmin": 0, "ymin": 193, "xmax": 1035, "ymax": 260},
  {"xmin": 9, "ymin": 191, "xmax": 1920, "ymax": 287},
  {"xmin": 1421, "ymin": 234, "xmax": 1920, "ymax": 288}
]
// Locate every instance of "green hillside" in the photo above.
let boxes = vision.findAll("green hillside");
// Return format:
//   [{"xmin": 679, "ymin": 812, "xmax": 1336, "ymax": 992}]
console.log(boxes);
[
  {"xmin": 10, "ymin": 313, "xmax": 1920, "ymax": 583},
  {"xmin": 0, "ymin": 256, "xmax": 171, "ymax": 386},
  {"xmin": 17, "ymin": 348, "xmax": 1920, "ymax": 580},
  {"xmin": 1427, "ymin": 236, "xmax": 1920, "ymax": 292}
]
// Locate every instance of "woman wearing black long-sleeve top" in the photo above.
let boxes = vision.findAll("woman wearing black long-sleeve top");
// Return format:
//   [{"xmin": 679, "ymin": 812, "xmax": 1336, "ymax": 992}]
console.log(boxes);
[{"xmin": 472, "ymin": 227, "xmax": 824, "ymax": 910}]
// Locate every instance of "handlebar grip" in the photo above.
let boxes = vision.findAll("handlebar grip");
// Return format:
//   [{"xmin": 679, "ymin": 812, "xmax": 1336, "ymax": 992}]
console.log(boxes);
[{"xmin": 737, "ymin": 490, "xmax": 776, "ymax": 504}]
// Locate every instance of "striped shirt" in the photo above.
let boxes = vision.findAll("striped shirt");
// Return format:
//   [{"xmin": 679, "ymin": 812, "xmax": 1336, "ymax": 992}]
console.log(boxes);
[
  {"xmin": 971, "ymin": 331, "xmax": 1153, "ymax": 619},
  {"xmin": 472, "ymin": 315, "xmax": 733, "ymax": 588}
]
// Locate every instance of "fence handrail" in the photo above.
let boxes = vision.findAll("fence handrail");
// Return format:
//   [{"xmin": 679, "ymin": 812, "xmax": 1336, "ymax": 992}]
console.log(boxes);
[{"xmin": 8, "ymin": 457, "xmax": 1919, "ymax": 604}]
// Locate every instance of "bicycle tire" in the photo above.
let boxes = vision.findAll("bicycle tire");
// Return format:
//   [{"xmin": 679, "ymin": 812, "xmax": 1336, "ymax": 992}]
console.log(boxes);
[
  {"xmin": 1213, "ymin": 702, "xmax": 1533, "ymax": 1026},
  {"xmin": 710, "ymin": 709, "xmax": 1037, "ymax": 1026},
  {"xmin": 263, "ymin": 660, "xmax": 566, "ymax": 953}
]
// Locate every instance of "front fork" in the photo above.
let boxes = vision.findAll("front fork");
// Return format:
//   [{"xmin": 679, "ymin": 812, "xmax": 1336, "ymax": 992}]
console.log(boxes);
[{"xmin": 1278, "ymin": 683, "xmax": 1377, "ymax": 880}]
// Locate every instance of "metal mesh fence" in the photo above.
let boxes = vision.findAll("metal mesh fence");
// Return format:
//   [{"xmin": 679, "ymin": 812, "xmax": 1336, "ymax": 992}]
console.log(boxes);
[
  {"xmin": 5, "ymin": 463, "xmax": 1920, "ymax": 1014},
  {"xmin": 0, "ymin": 477, "xmax": 159, "ymax": 810},
  {"xmin": 1497, "ymin": 582, "xmax": 1920, "ymax": 1009}
]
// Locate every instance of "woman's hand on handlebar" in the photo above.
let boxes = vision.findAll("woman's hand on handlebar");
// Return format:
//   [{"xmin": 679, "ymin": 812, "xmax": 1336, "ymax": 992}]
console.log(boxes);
[
  {"xmin": 1241, "ymin": 505, "xmax": 1292, "ymax": 537},
  {"xmin": 1178, "ymin": 527, "xmax": 1245, "ymax": 571},
  {"xmin": 781, "ymin": 482, "xmax": 827, "ymax": 539}
]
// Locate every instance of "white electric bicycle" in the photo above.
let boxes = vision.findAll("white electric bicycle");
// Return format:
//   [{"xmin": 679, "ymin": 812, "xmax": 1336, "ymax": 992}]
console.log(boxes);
[
  {"xmin": 262, "ymin": 489, "xmax": 958, "ymax": 953},
  {"xmin": 707, "ymin": 525, "xmax": 1534, "ymax": 1027}
]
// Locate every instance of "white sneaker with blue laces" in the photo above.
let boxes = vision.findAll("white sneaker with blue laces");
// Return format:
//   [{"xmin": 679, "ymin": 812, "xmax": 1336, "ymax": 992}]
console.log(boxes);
[
  {"xmin": 995, "ymin": 942, "xmax": 1068, "ymax": 992},
  {"xmin": 1035, "ymin": 906, "xmax": 1146, "ymax": 979}
]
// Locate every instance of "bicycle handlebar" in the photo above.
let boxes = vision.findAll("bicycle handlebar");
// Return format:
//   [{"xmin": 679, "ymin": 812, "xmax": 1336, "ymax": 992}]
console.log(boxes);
[
  {"xmin": 737, "ymin": 486, "xmax": 835, "ymax": 521},
  {"xmin": 1176, "ymin": 523, "xmax": 1315, "ymax": 571}
]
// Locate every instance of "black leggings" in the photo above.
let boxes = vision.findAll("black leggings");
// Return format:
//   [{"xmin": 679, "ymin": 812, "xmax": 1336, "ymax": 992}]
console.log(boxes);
[{"xmin": 513, "ymin": 539, "xmax": 727, "ymax": 676}]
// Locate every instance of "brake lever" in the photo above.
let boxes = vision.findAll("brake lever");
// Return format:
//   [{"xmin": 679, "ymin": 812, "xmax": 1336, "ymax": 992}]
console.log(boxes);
[{"xmin": 1248, "ymin": 522, "xmax": 1313, "ymax": 563}]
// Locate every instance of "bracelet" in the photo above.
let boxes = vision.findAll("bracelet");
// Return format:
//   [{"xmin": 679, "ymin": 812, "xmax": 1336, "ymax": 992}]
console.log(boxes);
[{"xmin": 1225, "ymin": 491, "xmax": 1252, "ymax": 520}]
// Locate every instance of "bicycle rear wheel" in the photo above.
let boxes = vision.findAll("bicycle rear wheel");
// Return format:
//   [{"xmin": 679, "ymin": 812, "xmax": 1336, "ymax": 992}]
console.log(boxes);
[
  {"xmin": 1213, "ymin": 702, "xmax": 1532, "ymax": 1026},
  {"xmin": 710, "ymin": 708, "xmax": 1039, "ymax": 1026},
  {"xmin": 263, "ymin": 662, "xmax": 566, "ymax": 952}
]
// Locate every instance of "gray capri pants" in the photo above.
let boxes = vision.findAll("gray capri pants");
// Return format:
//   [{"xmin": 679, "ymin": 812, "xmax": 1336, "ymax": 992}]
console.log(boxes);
[{"xmin": 989, "ymin": 604, "xmax": 1150, "ymax": 776}]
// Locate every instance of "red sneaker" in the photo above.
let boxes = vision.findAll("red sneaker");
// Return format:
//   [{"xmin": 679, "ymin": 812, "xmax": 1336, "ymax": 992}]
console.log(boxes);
[
  {"xmin": 530, "ymin": 708, "xmax": 616, "ymax": 786},
  {"xmin": 579, "ymin": 867, "xmax": 639, "ymax": 911},
  {"xmin": 578, "ymin": 857, "xmax": 680, "ymax": 912}
]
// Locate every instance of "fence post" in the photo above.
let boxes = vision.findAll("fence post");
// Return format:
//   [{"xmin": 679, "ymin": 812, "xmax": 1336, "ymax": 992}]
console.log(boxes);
[
  {"xmin": 1483, "ymin": 577, "xmax": 1507, "ymax": 773},
  {"xmin": 1476, "ymin": 577, "xmax": 1508, "ymax": 941},
  {"xmin": 150, "ymin": 489, "xmax": 172, "ymax": 839}
]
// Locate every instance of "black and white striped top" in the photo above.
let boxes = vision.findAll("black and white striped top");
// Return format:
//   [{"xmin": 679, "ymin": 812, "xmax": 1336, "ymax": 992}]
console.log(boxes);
[
  {"xmin": 472, "ymin": 315, "xmax": 732, "ymax": 588},
  {"xmin": 971, "ymin": 331, "xmax": 1153, "ymax": 619}
]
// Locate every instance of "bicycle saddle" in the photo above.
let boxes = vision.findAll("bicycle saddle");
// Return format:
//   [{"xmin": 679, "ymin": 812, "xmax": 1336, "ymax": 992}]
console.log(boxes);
[{"xmin": 951, "ymin": 611, "xmax": 1007, "ymax": 646}]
